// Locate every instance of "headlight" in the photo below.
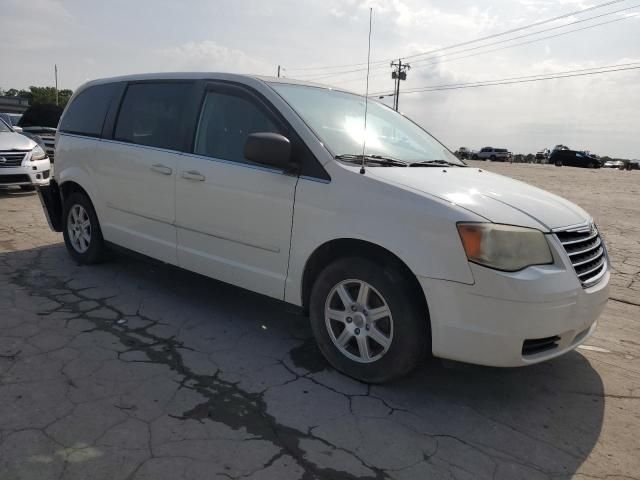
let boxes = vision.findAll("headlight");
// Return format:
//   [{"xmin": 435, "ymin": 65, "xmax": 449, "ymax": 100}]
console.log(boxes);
[
  {"xmin": 30, "ymin": 145, "xmax": 47, "ymax": 161},
  {"xmin": 457, "ymin": 223, "xmax": 553, "ymax": 272}
]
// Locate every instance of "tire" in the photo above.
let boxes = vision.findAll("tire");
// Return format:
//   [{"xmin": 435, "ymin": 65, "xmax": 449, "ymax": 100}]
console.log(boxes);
[
  {"xmin": 587, "ymin": 162, "xmax": 595, "ymax": 169},
  {"xmin": 490, "ymin": 155, "xmax": 496, "ymax": 161},
  {"xmin": 62, "ymin": 192, "xmax": 107, "ymax": 264},
  {"xmin": 309, "ymin": 256, "xmax": 429, "ymax": 383},
  {"xmin": 471, "ymin": 154, "xmax": 478, "ymax": 160},
  {"xmin": 20, "ymin": 185, "xmax": 36, "ymax": 192},
  {"xmin": 555, "ymin": 160, "xmax": 563, "ymax": 167}
]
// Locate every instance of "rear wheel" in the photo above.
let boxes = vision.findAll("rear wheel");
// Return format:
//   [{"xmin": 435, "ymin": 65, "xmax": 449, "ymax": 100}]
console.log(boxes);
[
  {"xmin": 62, "ymin": 192, "xmax": 107, "ymax": 264},
  {"xmin": 490, "ymin": 155, "xmax": 497, "ymax": 161},
  {"xmin": 555, "ymin": 160, "xmax": 563, "ymax": 167},
  {"xmin": 309, "ymin": 257, "xmax": 429, "ymax": 383}
]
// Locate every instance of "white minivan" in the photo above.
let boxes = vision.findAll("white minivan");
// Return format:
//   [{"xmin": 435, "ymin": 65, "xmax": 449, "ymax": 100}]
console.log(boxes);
[{"xmin": 38, "ymin": 73, "xmax": 609, "ymax": 382}]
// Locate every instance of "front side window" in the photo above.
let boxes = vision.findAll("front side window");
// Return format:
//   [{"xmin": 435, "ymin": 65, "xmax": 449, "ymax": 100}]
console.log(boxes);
[
  {"xmin": 270, "ymin": 83, "xmax": 463, "ymax": 166},
  {"xmin": 60, "ymin": 83, "xmax": 118, "ymax": 137},
  {"xmin": 194, "ymin": 90, "xmax": 282, "ymax": 164},
  {"xmin": 114, "ymin": 82, "xmax": 191, "ymax": 151}
]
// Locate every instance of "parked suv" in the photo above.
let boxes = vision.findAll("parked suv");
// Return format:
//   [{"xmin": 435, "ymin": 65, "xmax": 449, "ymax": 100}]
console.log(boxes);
[
  {"xmin": 550, "ymin": 146, "xmax": 602, "ymax": 168},
  {"xmin": 38, "ymin": 73, "xmax": 609, "ymax": 382},
  {"xmin": 0, "ymin": 118, "xmax": 51, "ymax": 190},
  {"xmin": 472, "ymin": 147, "xmax": 512, "ymax": 161}
]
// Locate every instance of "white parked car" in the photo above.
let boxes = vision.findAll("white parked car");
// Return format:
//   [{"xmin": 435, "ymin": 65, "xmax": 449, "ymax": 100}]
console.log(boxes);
[
  {"xmin": 38, "ymin": 73, "xmax": 610, "ymax": 382},
  {"xmin": 471, "ymin": 147, "xmax": 512, "ymax": 161},
  {"xmin": 603, "ymin": 160, "xmax": 624, "ymax": 169},
  {"xmin": 0, "ymin": 118, "xmax": 51, "ymax": 191}
]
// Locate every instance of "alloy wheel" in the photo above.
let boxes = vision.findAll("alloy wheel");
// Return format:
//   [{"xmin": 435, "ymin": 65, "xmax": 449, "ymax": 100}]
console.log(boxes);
[
  {"xmin": 324, "ymin": 279, "xmax": 394, "ymax": 363},
  {"xmin": 67, "ymin": 204, "xmax": 91, "ymax": 254}
]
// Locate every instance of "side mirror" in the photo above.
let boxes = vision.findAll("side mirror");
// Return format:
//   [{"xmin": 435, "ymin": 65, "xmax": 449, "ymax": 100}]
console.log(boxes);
[
  {"xmin": 13, "ymin": 126, "xmax": 23, "ymax": 133},
  {"xmin": 244, "ymin": 132, "xmax": 294, "ymax": 172}
]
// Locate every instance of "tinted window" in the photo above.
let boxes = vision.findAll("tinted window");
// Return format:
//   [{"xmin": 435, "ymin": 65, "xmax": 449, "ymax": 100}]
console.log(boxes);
[
  {"xmin": 115, "ymin": 82, "xmax": 191, "ymax": 151},
  {"xmin": 194, "ymin": 91, "xmax": 282, "ymax": 164},
  {"xmin": 60, "ymin": 84, "xmax": 117, "ymax": 136}
]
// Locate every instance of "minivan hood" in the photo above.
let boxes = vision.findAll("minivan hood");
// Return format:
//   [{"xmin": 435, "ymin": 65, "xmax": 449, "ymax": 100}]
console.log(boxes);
[
  {"xmin": 368, "ymin": 166, "xmax": 590, "ymax": 231},
  {"xmin": 0, "ymin": 132, "xmax": 36, "ymax": 151}
]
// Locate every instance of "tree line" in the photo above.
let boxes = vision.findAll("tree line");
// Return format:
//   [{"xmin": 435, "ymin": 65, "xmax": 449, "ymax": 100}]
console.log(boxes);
[{"xmin": 1, "ymin": 86, "xmax": 73, "ymax": 107}]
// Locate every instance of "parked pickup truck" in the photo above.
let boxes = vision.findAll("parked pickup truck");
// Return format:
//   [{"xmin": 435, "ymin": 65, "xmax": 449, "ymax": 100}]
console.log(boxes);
[{"xmin": 471, "ymin": 147, "xmax": 512, "ymax": 161}]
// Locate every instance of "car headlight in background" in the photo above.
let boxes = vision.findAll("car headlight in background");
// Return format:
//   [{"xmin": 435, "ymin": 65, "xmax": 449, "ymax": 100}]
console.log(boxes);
[
  {"xmin": 30, "ymin": 145, "xmax": 47, "ymax": 161},
  {"xmin": 457, "ymin": 223, "xmax": 553, "ymax": 272}
]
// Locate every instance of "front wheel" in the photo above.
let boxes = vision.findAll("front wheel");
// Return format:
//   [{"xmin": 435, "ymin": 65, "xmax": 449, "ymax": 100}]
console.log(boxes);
[
  {"xmin": 309, "ymin": 257, "xmax": 429, "ymax": 383},
  {"xmin": 62, "ymin": 192, "xmax": 107, "ymax": 264}
]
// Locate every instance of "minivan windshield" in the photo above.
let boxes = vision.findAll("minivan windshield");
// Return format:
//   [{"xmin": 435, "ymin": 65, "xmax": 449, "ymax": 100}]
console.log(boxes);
[{"xmin": 270, "ymin": 83, "xmax": 464, "ymax": 166}]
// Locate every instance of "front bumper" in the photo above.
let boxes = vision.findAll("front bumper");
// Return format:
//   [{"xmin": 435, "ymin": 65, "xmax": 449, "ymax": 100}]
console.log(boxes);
[
  {"xmin": 420, "ymin": 239, "xmax": 610, "ymax": 367},
  {"xmin": 0, "ymin": 160, "xmax": 51, "ymax": 187}
]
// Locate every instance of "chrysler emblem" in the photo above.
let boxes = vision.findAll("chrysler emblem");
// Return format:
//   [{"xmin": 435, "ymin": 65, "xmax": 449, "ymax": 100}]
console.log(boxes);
[{"xmin": 0, "ymin": 157, "xmax": 6, "ymax": 164}]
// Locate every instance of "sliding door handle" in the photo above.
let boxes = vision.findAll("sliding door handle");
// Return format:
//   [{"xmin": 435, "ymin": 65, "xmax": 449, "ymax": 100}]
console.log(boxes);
[
  {"xmin": 181, "ymin": 170, "xmax": 206, "ymax": 182},
  {"xmin": 151, "ymin": 164, "xmax": 172, "ymax": 175}
]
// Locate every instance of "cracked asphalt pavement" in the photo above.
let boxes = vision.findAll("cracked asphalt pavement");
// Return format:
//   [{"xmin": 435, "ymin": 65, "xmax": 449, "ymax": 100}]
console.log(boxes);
[{"xmin": 1, "ymin": 162, "xmax": 639, "ymax": 479}]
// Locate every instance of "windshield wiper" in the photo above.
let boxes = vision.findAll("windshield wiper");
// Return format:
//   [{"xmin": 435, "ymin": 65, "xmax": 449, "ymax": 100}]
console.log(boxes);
[
  {"xmin": 409, "ymin": 160, "xmax": 465, "ymax": 167},
  {"xmin": 335, "ymin": 154, "xmax": 409, "ymax": 167}
]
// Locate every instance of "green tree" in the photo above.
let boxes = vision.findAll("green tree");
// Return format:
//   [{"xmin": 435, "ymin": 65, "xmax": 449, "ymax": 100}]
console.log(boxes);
[{"xmin": 1, "ymin": 86, "xmax": 73, "ymax": 107}]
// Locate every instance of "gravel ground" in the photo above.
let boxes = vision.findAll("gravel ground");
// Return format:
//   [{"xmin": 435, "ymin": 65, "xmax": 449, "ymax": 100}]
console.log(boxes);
[{"xmin": 0, "ymin": 162, "xmax": 638, "ymax": 480}]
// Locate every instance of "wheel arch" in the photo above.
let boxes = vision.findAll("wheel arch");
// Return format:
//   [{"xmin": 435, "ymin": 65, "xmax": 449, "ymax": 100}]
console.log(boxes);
[
  {"xmin": 301, "ymin": 238, "xmax": 429, "ymax": 321},
  {"xmin": 60, "ymin": 180, "xmax": 91, "ymax": 202}
]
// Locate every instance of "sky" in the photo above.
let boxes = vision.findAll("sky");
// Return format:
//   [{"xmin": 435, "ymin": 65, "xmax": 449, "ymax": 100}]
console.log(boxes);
[{"xmin": 1, "ymin": 0, "xmax": 639, "ymax": 158}]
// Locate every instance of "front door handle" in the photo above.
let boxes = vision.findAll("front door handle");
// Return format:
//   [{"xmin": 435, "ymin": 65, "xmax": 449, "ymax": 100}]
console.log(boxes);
[
  {"xmin": 151, "ymin": 164, "xmax": 172, "ymax": 175},
  {"xmin": 181, "ymin": 170, "xmax": 206, "ymax": 182}
]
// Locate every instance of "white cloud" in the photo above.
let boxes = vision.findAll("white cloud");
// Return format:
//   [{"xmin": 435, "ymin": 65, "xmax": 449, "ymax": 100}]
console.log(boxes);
[{"xmin": 156, "ymin": 41, "xmax": 273, "ymax": 75}]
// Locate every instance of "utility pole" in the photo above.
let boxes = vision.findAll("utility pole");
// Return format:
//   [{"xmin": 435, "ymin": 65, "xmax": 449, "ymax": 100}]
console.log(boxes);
[
  {"xmin": 54, "ymin": 64, "xmax": 59, "ymax": 106},
  {"xmin": 390, "ymin": 59, "xmax": 410, "ymax": 111},
  {"xmin": 277, "ymin": 65, "xmax": 281, "ymax": 78}
]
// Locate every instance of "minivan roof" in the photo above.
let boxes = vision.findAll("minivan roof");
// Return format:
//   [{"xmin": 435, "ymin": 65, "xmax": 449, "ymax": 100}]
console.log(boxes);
[{"xmin": 74, "ymin": 72, "xmax": 354, "ymax": 97}]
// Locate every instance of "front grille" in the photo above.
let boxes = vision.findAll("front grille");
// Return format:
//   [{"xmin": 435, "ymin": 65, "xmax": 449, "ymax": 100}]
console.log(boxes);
[
  {"xmin": 0, "ymin": 174, "xmax": 30, "ymax": 184},
  {"xmin": 556, "ymin": 224, "xmax": 607, "ymax": 287},
  {"xmin": 0, "ymin": 151, "xmax": 27, "ymax": 168},
  {"xmin": 522, "ymin": 335, "xmax": 561, "ymax": 356}
]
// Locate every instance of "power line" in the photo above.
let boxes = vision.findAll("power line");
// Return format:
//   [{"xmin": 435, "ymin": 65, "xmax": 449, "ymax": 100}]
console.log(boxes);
[
  {"xmin": 326, "ymin": 10, "xmax": 639, "ymax": 86},
  {"xmin": 285, "ymin": 0, "xmax": 628, "ymax": 75},
  {"xmin": 410, "ymin": 4, "xmax": 639, "ymax": 67},
  {"xmin": 372, "ymin": 64, "xmax": 640, "ymax": 96}
]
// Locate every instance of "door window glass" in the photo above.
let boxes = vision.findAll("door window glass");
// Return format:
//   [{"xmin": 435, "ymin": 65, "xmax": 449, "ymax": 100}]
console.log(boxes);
[
  {"xmin": 114, "ymin": 82, "xmax": 191, "ymax": 151},
  {"xmin": 194, "ymin": 91, "xmax": 282, "ymax": 164}
]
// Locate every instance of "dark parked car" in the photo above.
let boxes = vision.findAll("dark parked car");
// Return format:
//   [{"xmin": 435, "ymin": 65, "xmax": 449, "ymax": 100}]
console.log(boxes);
[
  {"xmin": 455, "ymin": 147, "xmax": 471, "ymax": 159},
  {"xmin": 550, "ymin": 147, "xmax": 602, "ymax": 168}
]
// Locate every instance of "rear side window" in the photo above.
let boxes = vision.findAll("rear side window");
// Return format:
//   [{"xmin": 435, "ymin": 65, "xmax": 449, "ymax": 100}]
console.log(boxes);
[
  {"xmin": 59, "ymin": 84, "xmax": 117, "ymax": 136},
  {"xmin": 114, "ymin": 82, "xmax": 191, "ymax": 151},
  {"xmin": 194, "ymin": 90, "xmax": 282, "ymax": 164}
]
